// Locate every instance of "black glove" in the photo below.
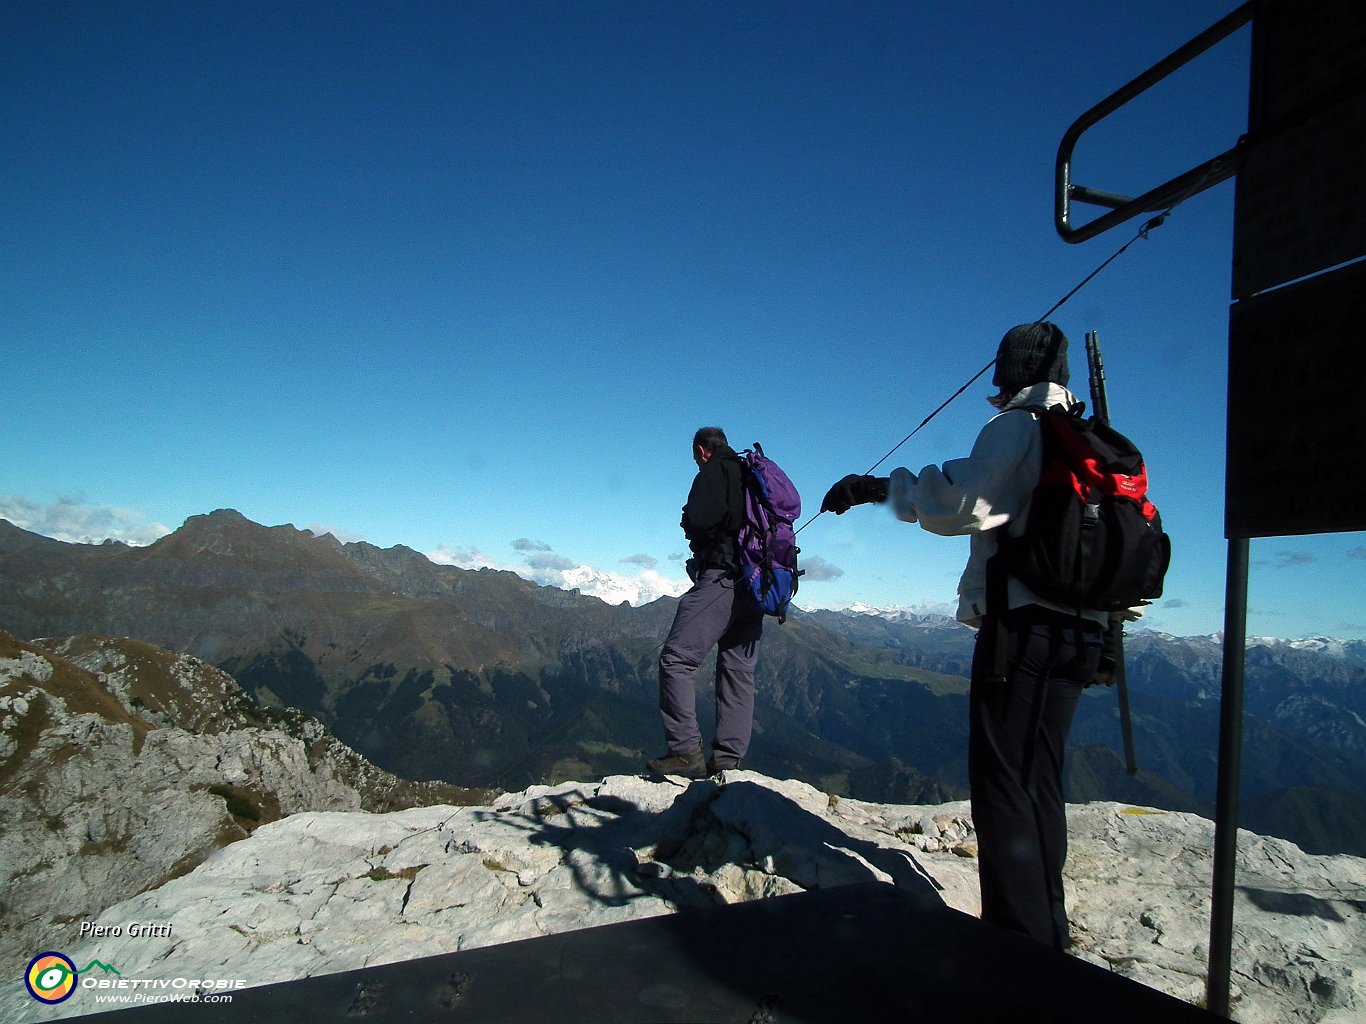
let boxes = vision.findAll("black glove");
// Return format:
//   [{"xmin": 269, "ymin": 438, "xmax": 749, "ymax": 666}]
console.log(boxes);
[{"xmin": 820, "ymin": 474, "xmax": 889, "ymax": 515}]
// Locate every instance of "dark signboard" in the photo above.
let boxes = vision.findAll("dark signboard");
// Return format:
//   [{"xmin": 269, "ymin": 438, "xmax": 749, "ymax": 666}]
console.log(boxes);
[
  {"xmin": 1230, "ymin": 0, "xmax": 1366, "ymax": 300},
  {"xmin": 1226, "ymin": 259, "xmax": 1366, "ymax": 538},
  {"xmin": 1226, "ymin": 0, "xmax": 1365, "ymax": 537}
]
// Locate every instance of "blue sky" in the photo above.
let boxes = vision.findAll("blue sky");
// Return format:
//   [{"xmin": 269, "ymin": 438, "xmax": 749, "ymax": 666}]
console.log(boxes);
[{"xmin": 3, "ymin": 1, "xmax": 1362, "ymax": 639}]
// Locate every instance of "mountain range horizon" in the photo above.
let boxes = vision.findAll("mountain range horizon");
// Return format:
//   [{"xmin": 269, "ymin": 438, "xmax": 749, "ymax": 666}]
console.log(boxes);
[
  {"xmin": 3, "ymin": 506, "xmax": 1365, "ymax": 858},
  {"xmin": 5, "ymin": 505, "xmax": 1356, "ymax": 647}
]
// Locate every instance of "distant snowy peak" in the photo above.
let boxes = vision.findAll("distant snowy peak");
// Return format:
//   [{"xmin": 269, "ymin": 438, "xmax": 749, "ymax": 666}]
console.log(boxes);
[
  {"xmin": 555, "ymin": 565, "xmax": 642, "ymax": 606},
  {"xmin": 1075, "ymin": 629, "xmax": 1365, "ymax": 667},
  {"xmin": 832, "ymin": 602, "xmax": 959, "ymax": 625},
  {"xmin": 1251, "ymin": 636, "xmax": 1345, "ymax": 654},
  {"xmin": 553, "ymin": 564, "xmax": 687, "ymax": 607},
  {"xmin": 1248, "ymin": 636, "xmax": 1366, "ymax": 664}
]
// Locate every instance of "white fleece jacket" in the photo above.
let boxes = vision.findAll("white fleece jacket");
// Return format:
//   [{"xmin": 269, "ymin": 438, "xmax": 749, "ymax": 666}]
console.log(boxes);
[{"xmin": 888, "ymin": 382, "xmax": 1108, "ymax": 628}]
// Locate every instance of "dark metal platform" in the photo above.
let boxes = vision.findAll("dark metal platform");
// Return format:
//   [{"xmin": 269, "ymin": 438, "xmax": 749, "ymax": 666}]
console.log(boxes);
[{"xmin": 99, "ymin": 882, "xmax": 1220, "ymax": 1023}]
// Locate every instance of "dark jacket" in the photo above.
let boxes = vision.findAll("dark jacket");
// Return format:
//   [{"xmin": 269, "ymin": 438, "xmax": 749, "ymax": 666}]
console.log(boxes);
[{"xmin": 681, "ymin": 446, "xmax": 745, "ymax": 571}]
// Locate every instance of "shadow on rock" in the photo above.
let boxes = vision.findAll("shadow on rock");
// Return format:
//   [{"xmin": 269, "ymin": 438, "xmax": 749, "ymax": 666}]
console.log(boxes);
[
  {"xmin": 1242, "ymin": 886, "xmax": 1350, "ymax": 921},
  {"xmin": 656, "ymin": 778, "xmax": 945, "ymax": 905},
  {"xmin": 485, "ymin": 774, "xmax": 944, "ymax": 916}
]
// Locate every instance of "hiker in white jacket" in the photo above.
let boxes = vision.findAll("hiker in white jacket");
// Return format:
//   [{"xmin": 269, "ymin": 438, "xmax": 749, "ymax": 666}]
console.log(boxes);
[
  {"xmin": 821, "ymin": 322, "xmax": 1106, "ymax": 951},
  {"xmin": 889, "ymin": 378, "xmax": 1108, "ymax": 631}
]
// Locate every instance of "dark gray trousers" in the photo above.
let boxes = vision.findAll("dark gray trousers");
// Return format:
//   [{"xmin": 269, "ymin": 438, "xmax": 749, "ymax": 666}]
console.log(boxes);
[
  {"xmin": 658, "ymin": 569, "xmax": 763, "ymax": 767},
  {"xmin": 969, "ymin": 605, "xmax": 1103, "ymax": 950}
]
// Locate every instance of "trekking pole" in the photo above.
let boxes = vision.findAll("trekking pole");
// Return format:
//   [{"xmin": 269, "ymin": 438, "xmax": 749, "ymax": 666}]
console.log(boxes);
[{"xmin": 1085, "ymin": 331, "xmax": 1137, "ymax": 776}]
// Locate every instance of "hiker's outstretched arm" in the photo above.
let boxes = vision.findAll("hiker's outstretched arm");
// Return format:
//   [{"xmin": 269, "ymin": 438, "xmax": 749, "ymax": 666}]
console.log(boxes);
[{"xmin": 889, "ymin": 409, "xmax": 1039, "ymax": 537}]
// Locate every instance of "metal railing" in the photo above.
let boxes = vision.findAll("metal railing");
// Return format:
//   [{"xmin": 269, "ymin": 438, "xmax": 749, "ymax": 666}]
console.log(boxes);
[{"xmin": 1055, "ymin": 3, "xmax": 1252, "ymax": 243}]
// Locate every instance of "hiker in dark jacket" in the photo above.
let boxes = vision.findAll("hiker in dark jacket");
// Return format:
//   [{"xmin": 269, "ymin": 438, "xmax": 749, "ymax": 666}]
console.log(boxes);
[
  {"xmin": 648, "ymin": 427, "xmax": 764, "ymax": 779},
  {"xmin": 820, "ymin": 323, "xmax": 1105, "ymax": 952}
]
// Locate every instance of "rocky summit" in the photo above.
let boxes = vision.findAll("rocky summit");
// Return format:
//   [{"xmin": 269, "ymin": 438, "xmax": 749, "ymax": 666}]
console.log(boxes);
[{"xmin": 3, "ymin": 770, "xmax": 1362, "ymax": 1024}]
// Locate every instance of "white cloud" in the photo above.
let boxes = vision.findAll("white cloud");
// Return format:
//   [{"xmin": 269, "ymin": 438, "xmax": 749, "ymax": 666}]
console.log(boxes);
[
  {"xmin": 428, "ymin": 544, "xmax": 508, "ymax": 570},
  {"xmin": 0, "ymin": 496, "xmax": 171, "ymax": 547},
  {"xmin": 800, "ymin": 555, "xmax": 844, "ymax": 582},
  {"xmin": 525, "ymin": 551, "xmax": 578, "ymax": 572}
]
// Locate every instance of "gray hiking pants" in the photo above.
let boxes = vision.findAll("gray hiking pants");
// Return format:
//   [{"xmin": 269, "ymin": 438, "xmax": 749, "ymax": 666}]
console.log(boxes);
[{"xmin": 658, "ymin": 569, "xmax": 763, "ymax": 767}]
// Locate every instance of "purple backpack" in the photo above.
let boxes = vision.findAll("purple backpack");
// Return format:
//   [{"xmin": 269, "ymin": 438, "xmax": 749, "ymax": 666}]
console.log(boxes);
[{"xmin": 736, "ymin": 443, "xmax": 802, "ymax": 622}]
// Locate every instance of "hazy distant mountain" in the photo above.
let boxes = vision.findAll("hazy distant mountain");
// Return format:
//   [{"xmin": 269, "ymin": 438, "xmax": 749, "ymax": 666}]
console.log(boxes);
[{"xmin": 3, "ymin": 510, "xmax": 1365, "ymax": 854}]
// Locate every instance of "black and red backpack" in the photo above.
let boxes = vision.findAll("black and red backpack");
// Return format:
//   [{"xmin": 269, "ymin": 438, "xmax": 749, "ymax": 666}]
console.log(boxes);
[{"xmin": 999, "ymin": 406, "xmax": 1171, "ymax": 612}]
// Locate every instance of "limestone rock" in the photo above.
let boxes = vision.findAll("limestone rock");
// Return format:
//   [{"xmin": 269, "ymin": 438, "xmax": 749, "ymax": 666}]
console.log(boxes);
[{"xmin": 3, "ymin": 771, "xmax": 1360, "ymax": 1023}]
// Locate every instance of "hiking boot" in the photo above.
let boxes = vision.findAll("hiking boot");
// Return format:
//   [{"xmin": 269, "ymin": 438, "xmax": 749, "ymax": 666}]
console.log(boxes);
[
  {"xmin": 707, "ymin": 758, "xmax": 741, "ymax": 775},
  {"xmin": 646, "ymin": 748, "xmax": 707, "ymax": 779}
]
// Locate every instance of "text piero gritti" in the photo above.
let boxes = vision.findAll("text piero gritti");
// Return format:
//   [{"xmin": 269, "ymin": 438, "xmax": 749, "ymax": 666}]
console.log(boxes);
[{"xmin": 77, "ymin": 921, "xmax": 173, "ymax": 939}]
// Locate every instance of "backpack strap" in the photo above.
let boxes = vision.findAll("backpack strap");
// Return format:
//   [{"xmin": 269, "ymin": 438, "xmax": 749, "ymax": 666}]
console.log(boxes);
[{"xmin": 983, "ymin": 402, "xmax": 1082, "ymax": 685}]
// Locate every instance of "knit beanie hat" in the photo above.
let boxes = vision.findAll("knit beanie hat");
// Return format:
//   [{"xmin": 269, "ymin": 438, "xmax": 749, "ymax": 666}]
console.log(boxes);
[{"xmin": 992, "ymin": 322, "xmax": 1069, "ymax": 393}]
